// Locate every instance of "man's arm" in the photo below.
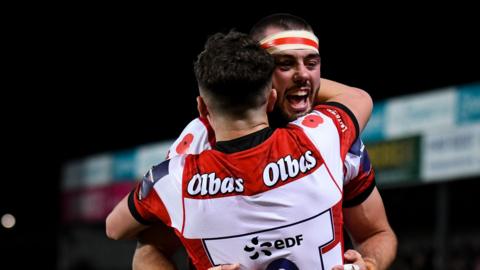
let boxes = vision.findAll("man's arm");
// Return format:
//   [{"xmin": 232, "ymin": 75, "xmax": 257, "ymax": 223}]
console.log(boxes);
[
  {"xmin": 131, "ymin": 117, "xmax": 213, "ymax": 270},
  {"xmin": 108, "ymin": 189, "xmax": 180, "ymax": 270},
  {"xmin": 343, "ymin": 187, "xmax": 397, "ymax": 270},
  {"xmin": 133, "ymin": 224, "xmax": 183, "ymax": 270},
  {"xmin": 106, "ymin": 194, "xmax": 148, "ymax": 240},
  {"xmin": 316, "ymin": 78, "xmax": 373, "ymax": 132},
  {"xmin": 133, "ymin": 243, "xmax": 176, "ymax": 270}
]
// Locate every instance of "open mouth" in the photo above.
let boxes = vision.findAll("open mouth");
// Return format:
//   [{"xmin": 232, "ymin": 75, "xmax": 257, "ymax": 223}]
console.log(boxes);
[{"xmin": 286, "ymin": 89, "xmax": 310, "ymax": 112}]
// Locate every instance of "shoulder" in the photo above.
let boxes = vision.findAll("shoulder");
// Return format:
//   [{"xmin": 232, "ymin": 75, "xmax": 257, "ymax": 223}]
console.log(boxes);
[
  {"xmin": 312, "ymin": 102, "xmax": 359, "ymax": 139},
  {"xmin": 167, "ymin": 117, "xmax": 215, "ymax": 159},
  {"xmin": 139, "ymin": 154, "xmax": 188, "ymax": 200},
  {"xmin": 138, "ymin": 159, "xmax": 172, "ymax": 200}
]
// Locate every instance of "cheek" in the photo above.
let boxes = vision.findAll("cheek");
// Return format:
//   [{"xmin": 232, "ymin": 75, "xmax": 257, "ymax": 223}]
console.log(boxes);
[
  {"xmin": 311, "ymin": 87, "xmax": 320, "ymax": 100},
  {"xmin": 272, "ymin": 71, "xmax": 290, "ymax": 90},
  {"xmin": 311, "ymin": 72, "xmax": 321, "ymax": 88}
]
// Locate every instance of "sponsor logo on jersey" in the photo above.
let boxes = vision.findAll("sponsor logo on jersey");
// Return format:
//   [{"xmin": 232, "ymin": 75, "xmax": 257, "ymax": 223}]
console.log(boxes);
[
  {"xmin": 327, "ymin": 108, "xmax": 348, "ymax": 133},
  {"xmin": 187, "ymin": 173, "xmax": 244, "ymax": 196},
  {"xmin": 243, "ymin": 235, "xmax": 304, "ymax": 260},
  {"xmin": 263, "ymin": 150, "xmax": 317, "ymax": 187},
  {"xmin": 187, "ymin": 150, "xmax": 317, "ymax": 196}
]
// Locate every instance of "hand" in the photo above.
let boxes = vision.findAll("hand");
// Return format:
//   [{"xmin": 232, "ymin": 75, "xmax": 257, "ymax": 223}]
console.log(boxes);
[
  {"xmin": 331, "ymin": 249, "xmax": 367, "ymax": 270},
  {"xmin": 208, "ymin": 263, "xmax": 240, "ymax": 270}
]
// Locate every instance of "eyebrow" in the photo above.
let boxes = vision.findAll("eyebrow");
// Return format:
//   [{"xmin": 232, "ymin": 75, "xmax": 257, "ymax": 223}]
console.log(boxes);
[
  {"xmin": 304, "ymin": 53, "xmax": 321, "ymax": 60},
  {"xmin": 274, "ymin": 53, "xmax": 320, "ymax": 59}
]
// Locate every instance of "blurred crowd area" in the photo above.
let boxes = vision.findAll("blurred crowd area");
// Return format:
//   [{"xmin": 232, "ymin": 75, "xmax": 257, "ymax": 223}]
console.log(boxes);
[{"xmin": 390, "ymin": 232, "xmax": 480, "ymax": 270}]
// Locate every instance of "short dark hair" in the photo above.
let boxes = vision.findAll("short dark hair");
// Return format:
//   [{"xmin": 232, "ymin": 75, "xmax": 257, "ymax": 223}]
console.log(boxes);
[
  {"xmin": 250, "ymin": 13, "xmax": 313, "ymax": 41},
  {"xmin": 194, "ymin": 31, "xmax": 275, "ymax": 116}
]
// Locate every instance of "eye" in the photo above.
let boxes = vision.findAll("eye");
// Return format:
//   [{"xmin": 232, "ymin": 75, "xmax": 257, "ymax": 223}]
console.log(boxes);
[
  {"xmin": 276, "ymin": 60, "xmax": 294, "ymax": 71},
  {"xmin": 305, "ymin": 59, "xmax": 320, "ymax": 70}
]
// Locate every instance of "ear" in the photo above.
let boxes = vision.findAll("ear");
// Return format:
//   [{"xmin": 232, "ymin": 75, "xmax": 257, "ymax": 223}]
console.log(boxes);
[
  {"xmin": 267, "ymin": 88, "xmax": 277, "ymax": 113},
  {"xmin": 197, "ymin": 96, "xmax": 209, "ymax": 118}
]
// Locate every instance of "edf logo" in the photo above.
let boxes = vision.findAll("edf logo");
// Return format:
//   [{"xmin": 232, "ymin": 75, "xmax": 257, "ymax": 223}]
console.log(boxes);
[{"xmin": 243, "ymin": 235, "xmax": 304, "ymax": 260}]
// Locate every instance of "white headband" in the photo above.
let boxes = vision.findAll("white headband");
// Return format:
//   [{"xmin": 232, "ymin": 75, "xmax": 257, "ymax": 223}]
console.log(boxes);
[{"xmin": 259, "ymin": 30, "xmax": 319, "ymax": 54}]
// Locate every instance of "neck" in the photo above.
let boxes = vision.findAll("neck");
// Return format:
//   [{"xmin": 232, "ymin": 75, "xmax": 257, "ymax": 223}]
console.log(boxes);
[{"xmin": 210, "ymin": 111, "xmax": 270, "ymax": 142}]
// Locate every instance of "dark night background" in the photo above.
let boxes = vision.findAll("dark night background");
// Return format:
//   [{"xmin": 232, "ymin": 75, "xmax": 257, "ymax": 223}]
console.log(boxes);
[{"xmin": 1, "ymin": 3, "xmax": 479, "ymax": 268}]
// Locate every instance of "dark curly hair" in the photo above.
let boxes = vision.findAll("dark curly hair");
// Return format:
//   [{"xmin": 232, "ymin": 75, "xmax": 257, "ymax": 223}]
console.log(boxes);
[{"xmin": 194, "ymin": 31, "xmax": 275, "ymax": 117}]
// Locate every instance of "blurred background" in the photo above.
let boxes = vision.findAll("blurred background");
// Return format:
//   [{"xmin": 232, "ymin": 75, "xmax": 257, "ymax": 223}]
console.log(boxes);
[{"xmin": 1, "ymin": 3, "xmax": 479, "ymax": 269}]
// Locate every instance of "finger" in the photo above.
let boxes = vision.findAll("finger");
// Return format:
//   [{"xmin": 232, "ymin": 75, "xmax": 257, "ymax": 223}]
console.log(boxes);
[
  {"xmin": 344, "ymin": 249, "xmax": 362, "ymax": 261},
  {"xmin": 222, "ymin": 264, "xmax": 240, "ymax": 270}
]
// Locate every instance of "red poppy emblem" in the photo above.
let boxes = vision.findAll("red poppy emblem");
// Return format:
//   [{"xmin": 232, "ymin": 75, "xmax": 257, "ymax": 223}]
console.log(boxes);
[
  {"xmin": 302, "ymin": 114, "xmax": 323, "ymax": 128},
  {"xmin": 176, "ymin": 133, "xmax": 194, "ymax": 154}
]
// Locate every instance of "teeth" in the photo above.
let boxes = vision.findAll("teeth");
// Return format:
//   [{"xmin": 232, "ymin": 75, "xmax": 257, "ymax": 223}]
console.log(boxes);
[{"xmin": 288, "ymin": 89, "xmax": 309, "ymax": 97}]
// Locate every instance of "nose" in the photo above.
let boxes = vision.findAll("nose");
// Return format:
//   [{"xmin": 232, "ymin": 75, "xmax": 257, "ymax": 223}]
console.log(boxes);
[{"xmin": 293, "ymin": 64, "xmax": 309, "ymax": 84}]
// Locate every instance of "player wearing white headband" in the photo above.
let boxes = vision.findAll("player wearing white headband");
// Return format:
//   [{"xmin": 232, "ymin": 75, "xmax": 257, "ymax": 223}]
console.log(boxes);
[
  {"xmin": 259, "ymin": 30, "xmax": 319, "ymax": 54},
  {"xmin": 125, "ymin": 14, "xmax": 396, "ymax": 270}
]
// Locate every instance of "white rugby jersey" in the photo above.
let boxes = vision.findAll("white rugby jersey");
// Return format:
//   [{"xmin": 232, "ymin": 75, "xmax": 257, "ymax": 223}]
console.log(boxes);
[{"xmin": 130, "ymin": 103, "xmax": 375, "ymax": 270}]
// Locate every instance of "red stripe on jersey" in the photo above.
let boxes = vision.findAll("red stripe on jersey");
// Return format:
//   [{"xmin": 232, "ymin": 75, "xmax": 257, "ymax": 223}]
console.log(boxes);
[
  {"xmin": 320, "ymin": 201, "xmax": 344, "ymax": 254},
  {"xmin": 322, "ymin": 154, "xmax": 342, "ymax": 194},
  {"xmin": 182, "ymin": 127, "xmax": 324, "ymax": 199},
  {"xmin": 181, "ymin": 186, "xmax": 187, "ymax": 234}
]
